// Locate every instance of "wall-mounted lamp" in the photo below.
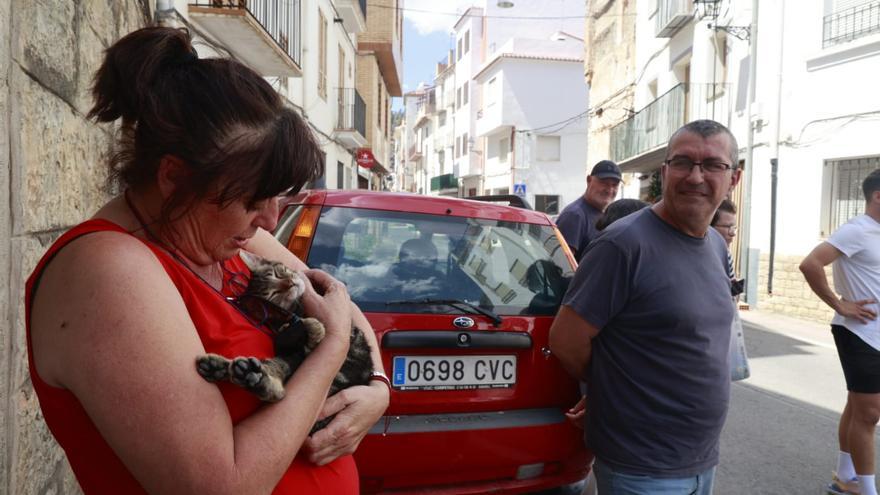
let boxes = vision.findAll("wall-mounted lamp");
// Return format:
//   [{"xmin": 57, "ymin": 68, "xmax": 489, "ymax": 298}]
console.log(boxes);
[{"xmin": 497, "ymin": 0, "xmax": 514, "ymax": 8}]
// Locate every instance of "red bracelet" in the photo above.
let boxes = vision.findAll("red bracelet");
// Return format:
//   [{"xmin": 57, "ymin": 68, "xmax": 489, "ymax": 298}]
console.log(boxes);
[{"xmin": 369, "ymin": 371, "xmax": 392, "ymax": 393}]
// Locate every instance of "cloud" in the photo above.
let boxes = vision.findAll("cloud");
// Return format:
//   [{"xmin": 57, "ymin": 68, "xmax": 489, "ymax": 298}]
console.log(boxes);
[{"xmin": 404, "ymin": 0, "xmax": 474, "ymax": 35}]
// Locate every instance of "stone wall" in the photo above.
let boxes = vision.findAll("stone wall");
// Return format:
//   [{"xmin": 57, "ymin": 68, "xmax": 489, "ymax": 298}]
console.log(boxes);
[
  {"xmin": 2, "ymin": 2, "xmax": 148, "ymax": 493},
  {"xmin": 756, "ymin": 253, "xmax": 835, "ymax": 324}
]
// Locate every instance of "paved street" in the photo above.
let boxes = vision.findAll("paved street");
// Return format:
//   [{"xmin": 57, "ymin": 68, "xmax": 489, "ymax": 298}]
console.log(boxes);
[{"xmin": 714, "ymin": 309, "xmax": 875, "ymax": 494}]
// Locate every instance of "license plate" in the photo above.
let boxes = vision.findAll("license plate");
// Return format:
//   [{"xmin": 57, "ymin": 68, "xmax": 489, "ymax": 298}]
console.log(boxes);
[{"xmin": 392, "ymin": 355, "xmax": 517, "ymax": 390}]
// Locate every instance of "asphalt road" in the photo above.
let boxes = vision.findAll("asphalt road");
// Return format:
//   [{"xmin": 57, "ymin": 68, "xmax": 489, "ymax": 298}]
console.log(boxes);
[{"xmin": 715, "ymin": 311, "xmax": 866, "ymax": 494}]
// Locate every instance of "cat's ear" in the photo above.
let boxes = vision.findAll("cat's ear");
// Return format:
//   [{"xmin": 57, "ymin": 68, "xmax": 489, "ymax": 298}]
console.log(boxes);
[{"xmin": 239, "ymin": 250, "xmax": 264, "ymax": 271}]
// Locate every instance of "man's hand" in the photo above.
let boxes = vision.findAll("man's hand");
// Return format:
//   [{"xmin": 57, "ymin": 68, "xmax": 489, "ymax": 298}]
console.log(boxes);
[
  {"xmin": 837, "ymin": 298, "xmax": 878, "ymax": 324},
  {"xmin": 565, "ymin": 395, "xmax": 587, "ymax": 429},
  {"xmin": 304, "ymin": 383, "xmax": 390, "ymax": 466}
]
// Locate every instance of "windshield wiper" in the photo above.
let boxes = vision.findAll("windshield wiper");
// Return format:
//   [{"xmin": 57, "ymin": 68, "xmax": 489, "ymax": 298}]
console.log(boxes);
[{"xmin": 386, "ymin": 298, "xmax": 503, "ymax": 327}]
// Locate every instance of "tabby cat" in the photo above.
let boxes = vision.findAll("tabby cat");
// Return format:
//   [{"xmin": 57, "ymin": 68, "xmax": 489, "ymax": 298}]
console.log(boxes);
[{"xmin": 196, "ymin": 251, "xmax": 373, "ymax": 433}]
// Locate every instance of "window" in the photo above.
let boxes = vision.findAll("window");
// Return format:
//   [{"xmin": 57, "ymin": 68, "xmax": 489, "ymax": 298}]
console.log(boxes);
[
  {"xmin": 468, "ymin": 187, "xmax": 477, "ymax": 197},
  {"xmin": 462, "ymin": 133, "xmax": 469, "ymax": 155},
  {"xmin": 534, "ymin": 195, "xmax": 560, "ymax": 215},
  {"xmin": 487, "ymin": 77, "xmax": 497, "ymax": 105},
  {"xmin": 457, "ymin": 37, "xmax": 463, "ymax": 60},
  {"xmin": 438, "ymin": 150, "xmax": 445, "ymax": 168},
  {"xmin": 823, "ymin": 155, "xmax": 880, "ymax": 235},
  {"xmin": 337, "ymin": 161, "xmax": 345, "ymax": 189},
  {"xmin": 824, "ymin": 0, "xmax": 880, "ymax": 47},
  {"xmin": 438, "ymin": 110, "xmax": 446, "ymax": 126},
  {"xmin": 464, "ymin": 30, "xmax": 470, "ymax": 54},
  {"xmin": 318, "ymin": 10, "xmax": 328, "ymax": 99},
  {"xmin": 499, "ymin": 137, "xmax": 510, "ymax": 162},
  {"xmin": 463, "ymin": 81, "xmax": 469, "ymax": 105},
  {"xmin": 536, "ymin": 135, "xmax": 561, "ymax": 161},
  {"xmin": 455, "ymin": 136, "xmax": 461, "ymax": 158},
  {"xmin": 456, "ymin": 87, "xmax": 461, "ymax": 109}
]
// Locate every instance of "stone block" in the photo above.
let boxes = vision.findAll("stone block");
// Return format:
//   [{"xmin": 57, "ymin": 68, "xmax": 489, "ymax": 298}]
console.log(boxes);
[
  {"xmin": 12, "ymin": 67, "xmax": 112, "ymax": 235},
  {"xmin": 73, "ymin": 9, "xmax": 110, "ymax": 115},
  {"xmin": 11, "ymin": 0, "xmax": 79, "ymax": 103}
]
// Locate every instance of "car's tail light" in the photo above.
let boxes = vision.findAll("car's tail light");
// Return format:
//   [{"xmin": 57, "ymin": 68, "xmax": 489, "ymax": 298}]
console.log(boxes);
[
  {"xmin": 554, "ymin": 228, "xmax": 578, "ymax": 268},
  {"xmin": 286, "ymin": 205, "xmax": 321, "ymax": 260}
]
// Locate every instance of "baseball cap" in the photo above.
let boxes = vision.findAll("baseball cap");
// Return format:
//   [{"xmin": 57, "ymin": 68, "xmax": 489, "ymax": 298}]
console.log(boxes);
[{"xmin": 590, "ymin": 160, "xmax": 621, "ymax": 181}]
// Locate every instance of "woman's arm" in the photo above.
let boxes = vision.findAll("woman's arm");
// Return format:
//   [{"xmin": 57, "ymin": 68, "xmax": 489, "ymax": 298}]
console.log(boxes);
[
  {"xmin": 247, "ymin": 228, "xmax": 390, "ymax": 464},
  {"xmin": 30, "ymin": 232, "xmax": 352, "ymax": 494}
]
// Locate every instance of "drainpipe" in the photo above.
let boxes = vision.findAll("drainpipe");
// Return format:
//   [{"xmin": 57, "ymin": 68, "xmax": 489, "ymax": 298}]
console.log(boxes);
[
  {"xmin": 510, "ymin": 127, "xmax": 517, "ymax": 193},
  {"xmin": 768, "ymin": 158, "xmax": 778, "ymax": 293},
  {"xmin": 740, "ymin": 0, "xmax": 759, "ymax": 305},
  {"xmin": 767, "ymin": 0, "xmax": 786, "ymax": 295}
]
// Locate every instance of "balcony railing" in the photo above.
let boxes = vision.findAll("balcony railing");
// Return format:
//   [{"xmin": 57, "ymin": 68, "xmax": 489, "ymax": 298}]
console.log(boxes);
[
  {"xmin": 656, "ymin": 0, "xmax": 693, "ymax": 37},
  {"xmin": 190, "ymin": 0, "xmax": 301, "ymax": 69},
  {"xmin": 610, "ymin": 83, "xmax": 731, "ymax": 164},
  {"xmin": 431, "ymin": 173, "xmax": 458, "ymax": 191},
  {"xmin": 336, "ymin": 88, "xmax": 366, "ymax": 137},
  {"xmin": 823, "ymin": 1, "xmax": 880, "ymax": 48}
]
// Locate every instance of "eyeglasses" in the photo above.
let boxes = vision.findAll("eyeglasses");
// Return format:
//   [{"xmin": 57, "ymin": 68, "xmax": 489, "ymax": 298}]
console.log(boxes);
[
  {"xmin": 665, "ymin": 157, "xmax": 732, "ymax": 174},
  {"xmin": 229, "ymin": 294, "xmax": 304, "ymax": 336},
  {"xmin": 714, "ymin": 224, "xmax": 737, "ymax": 233}
]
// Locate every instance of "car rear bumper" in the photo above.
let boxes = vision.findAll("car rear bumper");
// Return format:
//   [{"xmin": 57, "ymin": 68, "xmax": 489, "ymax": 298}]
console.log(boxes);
[{"xmin": 355, "ymin": 408, "xmax": 592, "ymax": 494}]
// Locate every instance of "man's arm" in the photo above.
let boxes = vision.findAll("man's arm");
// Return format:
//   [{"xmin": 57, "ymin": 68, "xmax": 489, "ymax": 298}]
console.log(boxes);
[
  {"xmin": 799, "ymin": 242, "xmax": 877, "ymax": 323},
  {"xmin": 549, "ymin": 305, "xmax": 601, "ymax": 382}
]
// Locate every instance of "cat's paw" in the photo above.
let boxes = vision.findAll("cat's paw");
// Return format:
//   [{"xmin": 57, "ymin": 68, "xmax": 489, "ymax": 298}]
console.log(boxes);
[
  {"xmin": 196, "ymin": 354, "xmax": 231, "ymax": 382},
  {"xmin": 230, "ymin": 357, "xmax": 285, "ymax": 402},
  {"xmin": 302, "ymin": 318, "xmax": 325, "ymax": 350}
]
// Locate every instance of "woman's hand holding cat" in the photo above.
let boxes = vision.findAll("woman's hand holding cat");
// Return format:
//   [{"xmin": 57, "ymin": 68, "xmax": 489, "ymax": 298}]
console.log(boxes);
[
  {"xmin": 305, "ymin": 383, "xmax": 390, "ymax": 465},
  {"xmin": 301, "ymin": 269, "xmax": 352, "ymax": 344}
]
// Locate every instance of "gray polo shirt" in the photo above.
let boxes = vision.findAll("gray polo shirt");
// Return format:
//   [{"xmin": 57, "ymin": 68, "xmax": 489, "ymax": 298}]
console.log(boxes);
[
  {"xmin": 556, "ymin": 197, "xmax": 603, "ymax": 262},
  {"xmin": 563, "ymin": 208, "xmax": 733, "ymax": 477}
]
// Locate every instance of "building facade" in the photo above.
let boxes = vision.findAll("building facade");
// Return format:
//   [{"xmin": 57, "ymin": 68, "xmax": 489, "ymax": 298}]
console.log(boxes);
[
  {"xmin": 593, "ymin": 0, "xmax": 880, "ymax": 321},
  {"xmin": 398, "ymin": 0, "xmax": 589, "ymax": 213}
]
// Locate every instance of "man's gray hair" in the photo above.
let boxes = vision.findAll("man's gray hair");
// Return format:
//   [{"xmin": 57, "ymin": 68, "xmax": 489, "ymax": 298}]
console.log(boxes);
[{"xmin": 669, "ymin": 119, "xmax": 740, "ymax": 167}]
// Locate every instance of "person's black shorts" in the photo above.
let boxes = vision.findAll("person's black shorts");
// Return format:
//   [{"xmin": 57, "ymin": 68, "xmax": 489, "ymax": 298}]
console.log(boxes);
[{"xmin": 832, "ymin": 325, "xmax": 880, "ymax": 393}]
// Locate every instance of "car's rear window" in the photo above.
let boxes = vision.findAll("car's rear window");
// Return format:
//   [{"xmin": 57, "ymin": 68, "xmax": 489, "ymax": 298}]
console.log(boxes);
[{"xmin": 301, "ymin": 206, "xmax": 573, "ymax": 315}]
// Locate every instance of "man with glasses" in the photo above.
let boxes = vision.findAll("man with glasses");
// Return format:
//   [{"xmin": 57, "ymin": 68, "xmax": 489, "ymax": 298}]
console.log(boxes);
[
  {"xmin": 800, "ymin": 169, "xmax": 880, "ymax": 495},
  {"xmin": 556, "ymin": 160, "xmax": 621, "ymax": 261},
  {"xmin": 550, "ymin": 120, "xmax": 741, "ymax": 494}
]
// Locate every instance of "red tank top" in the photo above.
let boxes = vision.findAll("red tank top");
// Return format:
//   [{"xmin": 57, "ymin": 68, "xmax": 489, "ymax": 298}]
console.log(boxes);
[{"xmin": 25, "ymin": 219, "xmax": 358, "ymax": 494}]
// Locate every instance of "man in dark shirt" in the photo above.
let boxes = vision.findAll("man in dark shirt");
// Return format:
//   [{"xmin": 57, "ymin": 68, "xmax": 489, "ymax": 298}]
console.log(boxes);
[
  {"xmin": 556, "ymin": 160, "xmax": 621, "ymax": 261},
  {"xmin": 549, "ymin": 120, "xmax": 742, "ymax": 494}
]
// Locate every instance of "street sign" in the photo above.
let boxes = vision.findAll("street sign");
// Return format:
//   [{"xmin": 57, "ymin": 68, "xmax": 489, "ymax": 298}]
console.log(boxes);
[{"xmin": 513, "ymin": 182, "xmax": 527, "ymax": 197}]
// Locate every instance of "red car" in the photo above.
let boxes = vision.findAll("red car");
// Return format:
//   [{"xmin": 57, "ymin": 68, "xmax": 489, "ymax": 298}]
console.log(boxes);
[{"xmin": 274, "ymin": 190, "xmax": 591, "ymax": 494}]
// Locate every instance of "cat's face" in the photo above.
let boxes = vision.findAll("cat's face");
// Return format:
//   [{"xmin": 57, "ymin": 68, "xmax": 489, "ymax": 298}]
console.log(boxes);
[{"xmin": 239, "ymin": 251, "xmax": 306, "ymax": 310}]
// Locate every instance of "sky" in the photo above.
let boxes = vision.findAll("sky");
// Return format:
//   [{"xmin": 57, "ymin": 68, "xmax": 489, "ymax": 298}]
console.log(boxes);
[{"xmin": 394, "ymin": 0, "xmax": 474, "ymax": 110}]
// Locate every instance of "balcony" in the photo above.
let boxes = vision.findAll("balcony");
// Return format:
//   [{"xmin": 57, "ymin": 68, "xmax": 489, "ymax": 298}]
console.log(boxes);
[
  {"xmin": 336, "ymin": 0, "xmax": 367, "ymax": 34},
  {"xmin": 823, "ymin": 1, "xmax": 880, "ymax": 48},
  {"xmin": 188, "ymin": 0, "xmax": 301, "ymax": 76},
  {"xmin": 408, "ymin": 144, "xmax": 422, "ymax": 161},
  {"xmin": 334, "ymin": 88, "xmax": 367, "ymax": 149},
  {"xmin": 655, "ymin": 0, "xmax": 693, "ymax": 37},
  {"xmin": 609, "ymin": 83, "xmax": 731, "ymax": 167},
  {"xmin": 430, "ymin": 173, "xmax": 458, "ymax": 192}
]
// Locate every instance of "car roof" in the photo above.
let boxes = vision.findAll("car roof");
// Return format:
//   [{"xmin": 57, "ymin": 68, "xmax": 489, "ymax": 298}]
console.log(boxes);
[{"xmin": 285, "ymin": 190, "xmax": 553, "ymax": 225}]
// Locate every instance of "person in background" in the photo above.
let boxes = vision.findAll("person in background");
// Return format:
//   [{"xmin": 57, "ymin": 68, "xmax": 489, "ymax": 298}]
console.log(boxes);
[
  {"xmin": 26, "ymin": 27, "xmax": 388, "ymax": 494},
  {"xmin": 556, "ymin": 160, "xmax": 622, "ymax": 261},
  {"xmin": 800, "ymin": 169, "xmax": 880, "ymax": 495},
  {"xmin": 711, "ymin": 199, "xmax": 743, "ymax": 295},
  {"xmin": 551, "ymin": 119, "xmax": 741, "ymax": 494}
]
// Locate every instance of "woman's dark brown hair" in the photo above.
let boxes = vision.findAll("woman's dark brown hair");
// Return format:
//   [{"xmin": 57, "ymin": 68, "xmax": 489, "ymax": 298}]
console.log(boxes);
[{"xmin": 88, "ymin": 26, "xmax": 323, "ymax": 226}]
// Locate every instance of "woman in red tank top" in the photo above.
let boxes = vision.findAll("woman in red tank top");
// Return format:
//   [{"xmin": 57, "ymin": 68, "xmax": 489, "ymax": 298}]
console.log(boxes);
[{"xmin": 26, "ymin": 27, "xmax": 389, "ymax": 494}]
